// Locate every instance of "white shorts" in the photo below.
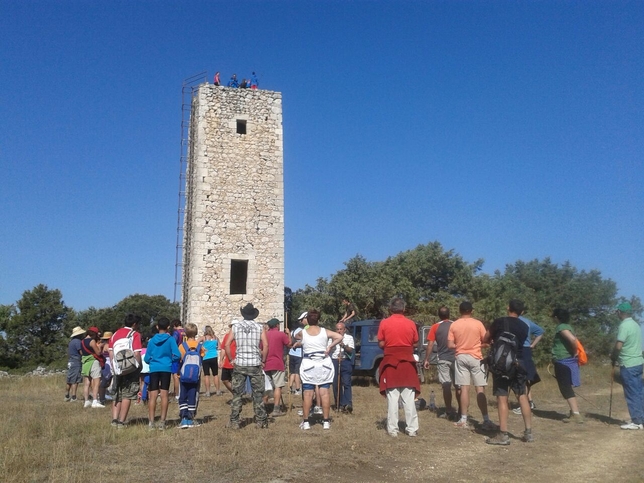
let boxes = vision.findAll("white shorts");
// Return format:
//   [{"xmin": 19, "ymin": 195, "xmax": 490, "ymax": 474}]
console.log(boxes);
[
  {"xmin": 437, "ymin": 359, "xmax": 455, "ymax": 385},
  {"xmin": 454, "ymin": 354, "xmax": 487, "ymax": 387}
]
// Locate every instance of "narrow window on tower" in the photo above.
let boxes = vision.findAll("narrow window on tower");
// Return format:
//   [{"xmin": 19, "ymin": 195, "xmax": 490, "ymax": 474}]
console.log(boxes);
[
  {"xmin": 230, "ymin": 259, "xmax": 248, "ymax": 294},
  {"xmin": 236, "ymin": 119, "xmax": 247, "ymax": 135}
]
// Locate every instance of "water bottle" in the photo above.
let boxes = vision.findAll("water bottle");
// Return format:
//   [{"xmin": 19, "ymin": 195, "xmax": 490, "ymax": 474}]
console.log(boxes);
[{"xmin": 429, "ymin": 390, "xmax": 436, "ymax": 411}]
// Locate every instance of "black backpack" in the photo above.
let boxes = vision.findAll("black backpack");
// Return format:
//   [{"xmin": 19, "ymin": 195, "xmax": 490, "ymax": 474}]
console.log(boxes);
[{"xmin": 487, "ymin": 319, "xmax": 518, "ymax": 379}]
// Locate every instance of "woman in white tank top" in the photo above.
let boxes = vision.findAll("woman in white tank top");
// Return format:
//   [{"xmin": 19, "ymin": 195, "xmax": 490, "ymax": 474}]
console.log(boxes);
[{"xmin": 295, "ymin": 309, "xmax": 343, "ymax": 430}]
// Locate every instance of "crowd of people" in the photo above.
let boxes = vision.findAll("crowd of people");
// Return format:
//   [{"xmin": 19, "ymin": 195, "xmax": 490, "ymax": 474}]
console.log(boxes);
[
  {"xmin": 212, "ymin": 71, "xmax": 259, "ymax": 89},
  {"xmin": 64, "ymin": 298, "xmax": 642, "ymax": 442}
]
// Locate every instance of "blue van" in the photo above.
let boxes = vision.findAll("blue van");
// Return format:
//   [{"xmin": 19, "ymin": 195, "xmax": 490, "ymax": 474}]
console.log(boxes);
[{"xmin": 348, "ymin": 319, "xmax": 431, "ymax": 382}]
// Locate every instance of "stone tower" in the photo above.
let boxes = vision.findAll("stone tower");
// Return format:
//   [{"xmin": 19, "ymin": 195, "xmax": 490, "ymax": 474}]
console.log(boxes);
[{"xmin": 181, "ymin": 84, "xmax": 284, "ymax": 334}]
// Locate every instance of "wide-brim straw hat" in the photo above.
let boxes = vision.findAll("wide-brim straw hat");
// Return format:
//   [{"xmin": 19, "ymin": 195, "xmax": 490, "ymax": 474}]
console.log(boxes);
[
  {"xmin": 70, "ymin": 326, "xmax": 85, "ymax": 338},
  {"xmin": 100, "ymin": 331, "xmax": 113, "ymax": 340}
]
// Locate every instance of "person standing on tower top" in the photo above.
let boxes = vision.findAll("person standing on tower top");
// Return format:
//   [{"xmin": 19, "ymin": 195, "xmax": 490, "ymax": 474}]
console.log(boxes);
[
  {"xmin": 228, "ymin": 74, "xmax": 238, "ymax": 88},
  {"xmin": 214, "ymin": 72, "xmax": 220, "ymax": 86},
  {"xmin": 250, "ymin": 72, "xmax": 259, "ymax": 89}
]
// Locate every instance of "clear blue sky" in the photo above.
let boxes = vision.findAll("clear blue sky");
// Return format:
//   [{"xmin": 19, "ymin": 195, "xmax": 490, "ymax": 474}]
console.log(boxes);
[{"xmin": 1, "ymin": 1, "xmax": 642, "ymax": 311}]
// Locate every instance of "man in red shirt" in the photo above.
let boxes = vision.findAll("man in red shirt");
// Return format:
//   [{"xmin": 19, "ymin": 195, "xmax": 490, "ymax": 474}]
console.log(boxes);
[
  {"xmin": 377, "ymin": 297, "xmax": 420, "ymax": 437},
  {"xmin": 263, "ymin": 318, "xmax": 291, "ymax": 416},
  {"xmin": 108, "ymin": 314, "xmax": 142, "ymax": 428}
]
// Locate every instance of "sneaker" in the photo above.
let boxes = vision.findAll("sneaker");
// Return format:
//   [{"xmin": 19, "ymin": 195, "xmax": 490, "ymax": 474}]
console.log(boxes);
[
  {"xmin": 83, "ymin": 400, "xmax": 92, "ymax": 408},
  {"xmin": 179, "ymin": 419, "xmax": 190, "ymax": 429},
  {"xmin": 388, "ymin": 430, "xmax": 398, "ymax": 437},
  {"xmin": 148, "ymin": 422, "xmax": 156, "ymax": 431},
  {"xmin": 111, "ymin": 419, "xmax": 119, "ymax": 427},
  {"xmin": 216, "ymin": 390, "xmax": 224, "ymax": 396},
  {"xmin": 70, "ymin": 396, "xmax": 78, "ymax": 402},
  {"xmin": 486, "ymin": 432, "xmax": 511, "ymax": 446},
  {"xmin": 512, "ymin": 407, "xmax": 523, "ymax": 415},
  {"xmin": 343, "ymin": 405, "xmax": 353, "ymax": 414},
  {"xmin": 91, "ymin": 400, "xmax": 105, "ymax": 408},
  {"xmin": 272, "ymin": 408, "xmax": 285, "ymax": 417},
  {"xmin": 454, "ymin": 419, "xmax": 470, "ymax": 430},
  {"xmin": 481, "ymin": 420, "xmax": 499, "ymax": 432},
  {"xmin": 563, "ymin": 412, "xmax": 585, "ymax": 424},
  {"xmin": 157, "ymin": 421, "xmax": 166, "ymax": 431},
  {"xmin": 322, "ymin": 420, "xmax": 331, "ymax": 430},
  {"xmin": 297, "ymin": 409, "xmax": 304, "ymax": 417},
  {"xmin": 522, "ymin": 429, "xmax": 535, "ymax": 442},
  {"xmin": 299, "ymin": 420, "xmax": 311, "ymax": 430},
  {"xmin": 406, "ymin": 430, "xmax": 417, "ymax": 437},
  {"xmin": 205, "ymin": 392, "xmax": 211, "ymax": 397},
  {"xmin": 294, "ymin": 389, "xmax": 302, "ymax": 396},
  {"xmin": 116, "ymin": 421, "xmax": 127, "ymax": 430},
  {"xmin": 620, "ymin": 422, "xmax": 643, "ymax": 430},
  {"xmin": 313, "ymin": 406, "xmax": 323, "ymax": 415},
  {"xmin": 64, "ymin": 395, "xmax": 70, "ymax": 402},
  {"xmin": 256, "ymin": 421, "xmax": 268, "ymax": 429}
]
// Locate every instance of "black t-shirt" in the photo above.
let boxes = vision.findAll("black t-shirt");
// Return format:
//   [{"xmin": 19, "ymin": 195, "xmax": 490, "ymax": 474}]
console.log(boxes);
[
  {"xmin": 345, "ymin": 303, "xmax": 356, "ymax": 323},
  {"xmin": 488, "ymin": 316, "xmax": 528, "ymax": 360}
]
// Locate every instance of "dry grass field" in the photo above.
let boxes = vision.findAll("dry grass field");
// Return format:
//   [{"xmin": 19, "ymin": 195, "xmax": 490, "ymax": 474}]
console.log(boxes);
[{"xmin": 1, "ymin": 365, "xmax": 642, "ymax": 483}]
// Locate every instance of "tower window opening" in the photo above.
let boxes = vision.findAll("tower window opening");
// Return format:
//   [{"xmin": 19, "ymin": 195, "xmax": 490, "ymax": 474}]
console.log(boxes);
[
  {"xmin": 230, "ymin": 259, "xmax": 248, "ymax": 294},
  {"xmin": 236, "ymin": 119, "xmax": 247, "ymax": 135}
]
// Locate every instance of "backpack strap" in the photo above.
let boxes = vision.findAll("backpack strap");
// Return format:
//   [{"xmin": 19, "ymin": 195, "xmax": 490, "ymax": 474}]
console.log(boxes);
[{"xmin": 181, "ymin": 341, "xmax": 190, "ymax": 361}]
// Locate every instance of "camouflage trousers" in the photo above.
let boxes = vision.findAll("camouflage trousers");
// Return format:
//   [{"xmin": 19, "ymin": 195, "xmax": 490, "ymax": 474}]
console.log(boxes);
[{"xmin": 230, "ymin": 365, "xmax": 267, "ymax": 425}]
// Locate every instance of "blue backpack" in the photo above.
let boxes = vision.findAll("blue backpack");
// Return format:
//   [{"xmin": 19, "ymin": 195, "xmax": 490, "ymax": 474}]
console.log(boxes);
[{"xmin": 180, "ymin": 342, "xmax": 203, "ymax": 384}]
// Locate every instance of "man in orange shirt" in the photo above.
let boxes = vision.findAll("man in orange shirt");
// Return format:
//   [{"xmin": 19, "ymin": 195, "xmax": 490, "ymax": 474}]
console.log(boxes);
[{"xmin": 447, "ymin": 301, "xmax": 496, "ymax": 431}]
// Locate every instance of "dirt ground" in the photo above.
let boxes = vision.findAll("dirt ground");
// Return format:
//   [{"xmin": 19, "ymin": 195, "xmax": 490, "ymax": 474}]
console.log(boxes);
[{"xmin": 1, "ymin": 369, "xmax": 643, "ymax": 482}]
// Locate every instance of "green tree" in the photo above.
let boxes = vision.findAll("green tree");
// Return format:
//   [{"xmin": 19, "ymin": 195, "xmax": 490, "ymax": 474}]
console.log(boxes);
[
  {"xmin": 2, "ymin": 285, "xmax": 71, "ymax": 366},
  {"xmin": 76, "ymin": 294, "xmax": 180, "ymax": 341}
]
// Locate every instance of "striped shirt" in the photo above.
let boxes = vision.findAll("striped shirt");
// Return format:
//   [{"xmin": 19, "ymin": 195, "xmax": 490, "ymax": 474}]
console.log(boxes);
[{"xmin": 232, "ymin": 319, "xmax": 263, "ymax": 367}]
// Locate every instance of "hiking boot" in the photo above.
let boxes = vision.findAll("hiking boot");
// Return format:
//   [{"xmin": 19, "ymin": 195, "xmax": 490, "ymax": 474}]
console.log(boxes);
[
  {"xmin": 522, "ymin": 429, "xmax": 535, "ymax": 442},
  {"xmin": 91, "ymin": 400, "xmax": 105, "ymax": 408},
  {"xmin": 563, "ymin": 412, "xmax": 584, "ymax": 424},
  {"xmin": 157, "ymin": 421, "xmax": 166, "ymax": 431},
  {"xmin": 83, "ymin": 400, "xmax": 92, "ymax": 408},
  {"xmin": 454, "ymin": 419, "xmax": 470, "ymax": 429},
  {"xmin": 272, "ymin": 408, "xmax": 285, "ymax": 417},
  {"xmin": 342, "ymin": 405, "xmax": 353, "ymax": 414},
  {"xmin": 481, "ymin": 420, "xmax": 499, "ymax": 432},
  {"xmin": 256, "ymin": 421, "xmax": 268, "ymax": 429},
  {"xmin": 322, "ymin": 420, "xmax": 331, "ymax": 430},
  {"xmin": 620, "ymin": 422, "xmax": 643, "ymax": 430},
  {"xmin": 148, "ymin": 422, "xmax": 156, "ymax": 431},
  {"xmin": 486, "ymin": 432, "xmax": 511, "ymax": 445},
  {"xmin": 226, "ymin": 420, "xmax": 241, "ymax": 430},
  {"xmin": 299, "ymin": 420, "xmax": 311, "ymax": 430}
]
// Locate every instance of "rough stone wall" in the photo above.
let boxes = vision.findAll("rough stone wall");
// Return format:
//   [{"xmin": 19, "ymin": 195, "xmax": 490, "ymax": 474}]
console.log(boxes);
[{"xmin": 182, "ymin": 85, "xmax": 284, "ymax": 335}]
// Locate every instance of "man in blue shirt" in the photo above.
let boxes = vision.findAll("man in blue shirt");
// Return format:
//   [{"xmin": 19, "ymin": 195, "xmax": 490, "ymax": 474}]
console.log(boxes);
[{"xmin": 512, "ymin": 309, "xmax": 545, "ymax": 414}]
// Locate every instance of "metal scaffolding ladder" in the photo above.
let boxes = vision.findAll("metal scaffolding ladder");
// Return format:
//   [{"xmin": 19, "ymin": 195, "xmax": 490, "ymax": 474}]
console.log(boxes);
[{"xmin": 174, "ymin": 72, "xmax": 207, "ymax": 303}]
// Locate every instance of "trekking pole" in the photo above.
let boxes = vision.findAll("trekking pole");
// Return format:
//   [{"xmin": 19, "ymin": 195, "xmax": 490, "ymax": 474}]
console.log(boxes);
[
  {"xmin": 609, "ymin": 364, "xmax": 615, "ymax": 419},
  {"xmin": 336, "ymin": 345, "xmax": 343, "ymax": 412},
  {"xmin": 285, "ymin": 313, "xmax": 292, "ymax": 414}
]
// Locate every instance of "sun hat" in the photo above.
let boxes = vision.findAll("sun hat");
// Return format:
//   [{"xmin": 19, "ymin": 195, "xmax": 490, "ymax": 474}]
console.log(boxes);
[
  {"xmin": 100, "ymin": 331, "xmax": 113, "ymax": 340},
  {"xmin": 87, "ymin": 326, "xmax": 100, "ymax": 334},
  {"xmin": 266, "ymin": 318, "xmax": 280, "ymax": 328},
  {"xmin": 297, "ymin": 311, "xmax": 308, "ymax": 321},
  {"xmin": 70, "ymin": 326, "xmax": 85, "ymax": 338},
  {"xmin": 240, "ymin": 303, "xmax": 260, "ymax": 320}
]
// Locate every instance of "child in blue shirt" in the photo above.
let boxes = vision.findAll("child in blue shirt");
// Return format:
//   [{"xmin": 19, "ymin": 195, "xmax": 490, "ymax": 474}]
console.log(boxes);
[{"xmin": 144, "ymin": 318, "xmax": 180, "ymax": 430}]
